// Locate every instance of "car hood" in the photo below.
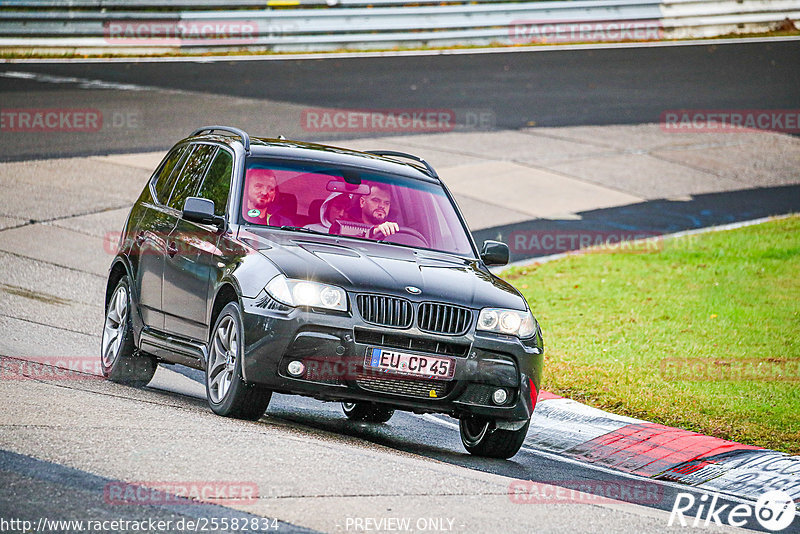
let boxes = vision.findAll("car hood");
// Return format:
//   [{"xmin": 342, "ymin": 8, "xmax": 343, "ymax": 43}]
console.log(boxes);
[{"xmin": 239, "ymin": 228, "xmax": 526, "ymax": 310}]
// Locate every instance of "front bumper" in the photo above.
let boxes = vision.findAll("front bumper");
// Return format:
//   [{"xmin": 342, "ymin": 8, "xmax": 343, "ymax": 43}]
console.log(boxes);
[{"xmin": 240, "ymin": 293, "xmax": 544, "ymax": 422}]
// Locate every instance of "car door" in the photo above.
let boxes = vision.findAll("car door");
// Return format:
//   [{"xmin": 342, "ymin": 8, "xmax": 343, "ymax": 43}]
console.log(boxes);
[
  {"xmin": 161, "ymin": 143, "xmax": 223, "ymax": 341},
  {"xmin": 132, "ymin": 144, "xmax": 190, "ymax": 331}
]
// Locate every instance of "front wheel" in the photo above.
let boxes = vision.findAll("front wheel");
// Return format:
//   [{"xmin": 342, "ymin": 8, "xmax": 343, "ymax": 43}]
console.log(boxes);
[
  {"xmin": 100, "ymin": 276, "xmax": 156, "ymax": 387},
  {"xmin": 206, "ymin": 301, "xmax": 271, "ymax": 421},
  {"xmin": 341, "ymin": 402, "xmax": 395, "ymax": 423},
  {"xmin": 459, "ymin": 416, "xmax": 530, "ymax": 459}
]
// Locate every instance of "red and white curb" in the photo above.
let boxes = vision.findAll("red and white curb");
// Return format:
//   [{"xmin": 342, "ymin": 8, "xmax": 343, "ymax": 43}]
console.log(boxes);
[{"xmin": 530, "ymin": 392, "xmax": 800, "ymax": 507}]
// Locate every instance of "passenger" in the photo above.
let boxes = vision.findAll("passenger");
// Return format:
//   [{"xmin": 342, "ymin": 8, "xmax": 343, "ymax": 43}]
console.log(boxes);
[
  {"xmin": 305, "ymin": 193, "xmax": 351, "ymax": 233},
  {"xmin": 242, "ymin": 169, "xmax": 292, "ymax": 227}
]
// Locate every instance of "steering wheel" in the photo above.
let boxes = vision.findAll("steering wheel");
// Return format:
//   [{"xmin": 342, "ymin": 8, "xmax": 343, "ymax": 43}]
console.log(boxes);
[{"xmin": 379, "ymin": 227, "xmax": 429, "ymax": 248}]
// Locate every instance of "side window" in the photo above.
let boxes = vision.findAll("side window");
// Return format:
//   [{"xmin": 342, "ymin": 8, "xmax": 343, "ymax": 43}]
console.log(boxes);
[
  {"xmin": 166, "ymin": 144, "xmax": 217, "ymax": 211},
  {"xmin": 196, "ymin": 149, "xmax": 233, "ymax": 217},
  {"xmin": 152, "ymin": 145, "xmax": 189, "ymax": 204}
]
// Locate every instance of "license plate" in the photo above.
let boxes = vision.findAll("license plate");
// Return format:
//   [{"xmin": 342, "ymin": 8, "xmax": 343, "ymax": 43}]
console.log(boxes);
[{"xmin": 365, "ymin": 348, "xmax": 455, "ymax": 380}]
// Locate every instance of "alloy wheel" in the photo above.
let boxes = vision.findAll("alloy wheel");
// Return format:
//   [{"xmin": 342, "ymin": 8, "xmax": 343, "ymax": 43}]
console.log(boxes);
[
  {"xmin": 208, "ymin": 315, "xmax": 238, "ymax": 403},
  {"xmin": 101, "ymin": 285, "xmax": 128, "ymax": 368}
]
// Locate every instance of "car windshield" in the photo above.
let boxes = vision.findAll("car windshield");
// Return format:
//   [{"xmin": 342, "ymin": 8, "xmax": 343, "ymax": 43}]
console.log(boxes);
[{"xmin": 240, "ymin": 159, "xmax": 475, "ymax": 257}]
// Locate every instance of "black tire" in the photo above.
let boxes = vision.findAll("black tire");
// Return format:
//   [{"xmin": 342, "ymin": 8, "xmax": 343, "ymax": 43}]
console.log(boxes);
[
  {"xmin": 341, "ymin": 402, "xmax": 395, "ymax": 423},
  {"xmin": 100, "ymin": 276, "xmax": 157, "ymax": 387},
  {"xmin": 206, "ymin": 301, "xmax": 271, "ymax": 421},
  {"xmin": 459, "ymin": 416, "xmax": 530, "ymax": 459}
]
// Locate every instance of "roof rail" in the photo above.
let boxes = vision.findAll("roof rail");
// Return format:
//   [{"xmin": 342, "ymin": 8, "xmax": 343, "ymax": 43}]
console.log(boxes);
[
  {"xmin": 365, "ymin": 150, "xmax": 438, "ymax": 179},
  {"xmin": 190, "ymin": 125, "xmax": 250, "ymax": 153}
]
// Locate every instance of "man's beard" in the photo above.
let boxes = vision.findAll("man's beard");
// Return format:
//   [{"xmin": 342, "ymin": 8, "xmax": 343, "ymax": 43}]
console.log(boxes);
[
  {"xmin": 365, "ymin": 210, "xmax": 386, "ymax": 224},
  {"xmin": 252, "ymin": 196, "xmax": 273, "ymax": 209}
]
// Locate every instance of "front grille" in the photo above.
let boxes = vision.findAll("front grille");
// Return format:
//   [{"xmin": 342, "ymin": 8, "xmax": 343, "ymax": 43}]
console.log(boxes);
[
  {"xmin": 354, "ymin": 328, "xmax": 469, "ymax": 357},
  {"xmin": 458, "ymin": 384, "xmax": 497, "ymax": 405},
  {"xmin": 357, "ymin": 294, "xmax": 413, "ymax": 328},
  {"xmin": 355, "ymin": 373, "xmax": 450, "ymax": 398},
  {"xmin": 418, "ymin": 303, "xmax": 472, "ymax": 335}
]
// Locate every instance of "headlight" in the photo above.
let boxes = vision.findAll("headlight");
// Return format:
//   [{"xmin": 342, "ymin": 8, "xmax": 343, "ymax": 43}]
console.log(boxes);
[
  {"xmin": 265, "ymin": 275, "xmax": 347, "ymax": 311},
  {"xmin": 477, "ymin": 308, "xmax": 536, "ymax": 338}
]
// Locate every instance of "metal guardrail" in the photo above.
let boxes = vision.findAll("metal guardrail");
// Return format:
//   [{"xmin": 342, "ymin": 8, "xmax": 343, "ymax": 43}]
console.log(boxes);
[
  {"xmin": 662, "ymin": 0, "xmax": 800, "ymax": 38},
  {"xmin": 0, "ymin": 0, "xmax": 796, "ymax": 53},
  {"xmin": 0, "ymin": 0, "xmax": 520, "ymax": 7}
]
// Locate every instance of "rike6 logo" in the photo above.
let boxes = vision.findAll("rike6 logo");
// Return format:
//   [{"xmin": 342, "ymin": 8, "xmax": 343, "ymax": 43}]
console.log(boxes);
[{"xmin": 669, "ymin": 490, "xmax": 795, "ymax": 531}]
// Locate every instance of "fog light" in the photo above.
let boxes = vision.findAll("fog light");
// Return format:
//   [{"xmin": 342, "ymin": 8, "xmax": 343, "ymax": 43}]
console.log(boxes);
[
  {"xmin": 287, "ymin": 360, "xmax": 305, "ymax": 377},
  {"xmin": 492, "ymin": 388, "xmax": 508, "ymax": 405}
]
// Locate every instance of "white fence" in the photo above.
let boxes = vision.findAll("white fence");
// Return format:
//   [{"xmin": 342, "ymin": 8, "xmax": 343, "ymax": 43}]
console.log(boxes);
[{"xmin": 0, "ymin": 0, "xmax": 797, "ymax": 53}]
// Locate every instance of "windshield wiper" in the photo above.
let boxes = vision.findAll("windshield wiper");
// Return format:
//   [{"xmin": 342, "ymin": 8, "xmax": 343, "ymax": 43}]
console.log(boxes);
[{"xmin": 278, "ymin": 225, "xmax": 330, "ymax": 236}]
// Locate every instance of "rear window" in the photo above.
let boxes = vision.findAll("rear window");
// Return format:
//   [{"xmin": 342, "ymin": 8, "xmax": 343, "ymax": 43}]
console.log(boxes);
[{"xmin": 240, "ymin": 159, "xmax": 475, "ymax": 257}]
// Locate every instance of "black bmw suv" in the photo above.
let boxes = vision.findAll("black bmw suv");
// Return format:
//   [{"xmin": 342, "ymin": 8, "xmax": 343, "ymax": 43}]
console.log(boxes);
[{"xmin": 102, "ymin": 126, "xmax": 543, "ymax": 458}]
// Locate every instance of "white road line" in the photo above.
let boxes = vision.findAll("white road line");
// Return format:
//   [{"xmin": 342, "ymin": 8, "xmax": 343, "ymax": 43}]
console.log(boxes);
[
  {"xmin": 1, "ymin": 70, "xmax": 162, "ymax": 92},
  {"xmin": 1, "ymin": 36, "xmax": 798, "ymax": 64}
]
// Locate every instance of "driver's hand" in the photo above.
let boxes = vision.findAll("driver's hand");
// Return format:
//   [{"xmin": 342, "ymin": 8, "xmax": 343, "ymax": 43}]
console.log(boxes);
[{"xmin": 371, "ymin": 222, "xmax": 399, "ymax": 238}]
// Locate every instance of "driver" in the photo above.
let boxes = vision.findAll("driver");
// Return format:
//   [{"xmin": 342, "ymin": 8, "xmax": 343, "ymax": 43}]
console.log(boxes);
[{"xmin": 358, "ymin": 184, "xmax": 399, "ymax": 239}]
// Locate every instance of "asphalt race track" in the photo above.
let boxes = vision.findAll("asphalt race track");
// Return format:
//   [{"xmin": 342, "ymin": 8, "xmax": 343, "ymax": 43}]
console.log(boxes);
[
  {"xmin": 1, "ymin": 39, "xmax": 799, "ymax": 533},
  {"xmin": 0, "ymin": 362, "xmax": 767, "ymax": 533},
  {"xmin": 1, "ymin": 40, "xmax": 798, "ymax": 160}
]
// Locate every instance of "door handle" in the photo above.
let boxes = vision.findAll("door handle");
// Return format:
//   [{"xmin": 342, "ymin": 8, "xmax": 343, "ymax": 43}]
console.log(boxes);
[{"xmin": 167, "ymin": 242, "xmax": 179, "ymax": 258}]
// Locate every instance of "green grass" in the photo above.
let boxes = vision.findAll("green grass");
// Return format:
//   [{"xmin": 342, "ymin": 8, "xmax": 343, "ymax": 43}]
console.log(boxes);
[{"xmin": 503, "ymin": 216, "xmax": 800, "ymax": 453}]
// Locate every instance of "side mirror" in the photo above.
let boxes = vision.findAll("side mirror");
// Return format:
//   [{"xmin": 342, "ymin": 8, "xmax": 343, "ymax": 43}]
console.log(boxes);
[
  {"xmin": 480, "ymin": 240, "xmax": 509, "ymax": 266},
  {"xmin": 182, "ymin": 197, "xmax": 224, "ymax": 227}
]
